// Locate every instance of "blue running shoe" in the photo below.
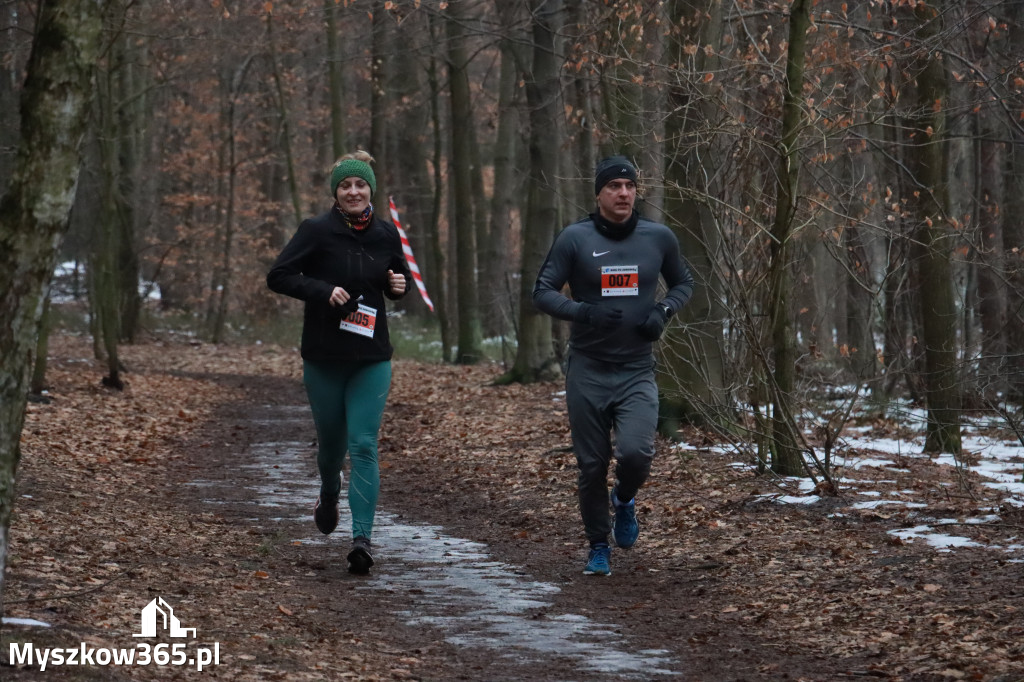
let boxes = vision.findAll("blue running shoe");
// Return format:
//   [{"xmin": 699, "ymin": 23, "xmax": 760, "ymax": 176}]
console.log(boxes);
[
  {"xmin": 583, "ymin": 544, "xmax": 611, "ymax": 576},
  {"xmin": 611, "ymin": 488, "xmax": 639, "ymax": 548}
]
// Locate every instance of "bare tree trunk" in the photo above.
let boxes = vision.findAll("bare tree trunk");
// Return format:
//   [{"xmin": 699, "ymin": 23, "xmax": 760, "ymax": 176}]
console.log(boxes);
[
  {"xmin": 503, "ymin": 0, "xmax": 563, "ymax": 383},
  {"xmin": 660, "ymin": 0, "xmax": 729, "ymax": 433},
  {"xmin": 974, "ymin": 129, "xmax": 1007, "ymax": 399},
  {"xmin": 877, "ymin": 75, "xmax": 917, "ymax": 400},
  {"xmin": 904, "ymin": 1, "xmax": 961, "ymax": 454},
  {"xmin": 114, "ymin": 25, "xmax": 143, "ymax": 343},
  {"xmin": 30, "ymin": 294, "xmax": 51, "ymax": 396},
  {"xmin": 446, "ymin": 1, "xmax": 482, "ymax": 364},
  {"xmin": 565, "ymin": 0, "xmax": 594, "ymax": 215},
  {"xmin": 767, "ymin": 0, "xmax": 811, "ymax": 475},
  {"xmin": 844, "ymin": 213, "xmax": 876, "ymax": 381},
  {"xmin": 1004, "ymin": 1, "xmax": 1024, "ymax": 400},
  {"xmin": 90, "ymin": 20, "xmax": 134, "ymax": 389},
  {"xmin": 94, "ymin": 99, "xmax": 124, "ymax": 387},
  {"xmin": 210, "ymin": 56, "xmax": 254, "ymax": 344},
  {"xmin": 391, "ymin": 12, "xmax": 435, "ymax": 318},
  {"xmin": 426, "ymin": 13, "xmax": 454, "ymax": 361},
  {"xmin": 0, "ymin": 0, "xmax": 107, "ymax": 621},
  {"xmin": 485, "ymin": 0, "xmax": 527, "ymax": 339},
  {"xmin": 369, "ymin": 0, "xmax": 390, "ymax": 202},
  {"xmin": 267, "ymin": 11, "xmax": 303, "ymax": 225},
  {"xmin": 324, "ymin": 0, "xmax": 347, "ymax": 159}
]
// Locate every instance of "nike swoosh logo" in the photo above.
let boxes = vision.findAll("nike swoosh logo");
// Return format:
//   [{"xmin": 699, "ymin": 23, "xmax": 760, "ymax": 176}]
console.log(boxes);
[{"xmin": 592, "ymin": 250, "xmax": 610, "ymax": 257}]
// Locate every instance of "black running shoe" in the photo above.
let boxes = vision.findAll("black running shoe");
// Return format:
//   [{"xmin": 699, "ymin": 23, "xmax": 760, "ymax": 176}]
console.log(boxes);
[
  {"xmin": 347, "ymin": 536, "xmax": 374, "ymax": 575},
  {"xmin": 313, "ymin": 493, "xmax": 339, "ymax": 535}
]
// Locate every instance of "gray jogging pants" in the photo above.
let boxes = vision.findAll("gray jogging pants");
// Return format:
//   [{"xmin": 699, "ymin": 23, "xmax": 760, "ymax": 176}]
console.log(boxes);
[{"xmin": 565, "ymin": 352, "xmax": 658, "ymax": 546}]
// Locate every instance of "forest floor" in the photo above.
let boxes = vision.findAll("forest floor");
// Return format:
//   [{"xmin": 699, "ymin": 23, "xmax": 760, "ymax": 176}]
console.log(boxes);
[{"xmin": 1, "ymin": 333, "xmax": 1023, "ymax": 681}]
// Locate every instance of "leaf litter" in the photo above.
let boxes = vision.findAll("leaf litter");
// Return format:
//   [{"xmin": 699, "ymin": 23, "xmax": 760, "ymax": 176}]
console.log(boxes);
[{"xmin": 1, "ymin": 333, "xmax": 1023, "ymax": 680}]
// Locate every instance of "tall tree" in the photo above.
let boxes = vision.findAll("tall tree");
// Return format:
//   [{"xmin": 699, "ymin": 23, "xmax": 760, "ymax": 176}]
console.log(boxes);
[
  {"xmin": 425, "ymin": 11, "xmax": 455, "ymax": 360},
  {"xmin": 369, "ymin": 0, "xmax": 391, "ymax": 202},
  {"xmin": 89, "ymin": 12, "xmax": 142, "ymax": 389},
  {"xmin": 565, "ymin": 0, "xmax": 596, "ymax": 215},
  {"xmin": 484, "ymin": 0, "xmax": 527, "ymax": 337},
  {"xmin": 267, "ymin": 10, "xmax": 303, "ymax": 225},
  {"xmin": 503, "ymin": 0, "xmax": 563, "ymax": 383},
  {"xmin": 903, "ymin": 1, "xmax": 961, "ymax": 454},
  {"xmin": 1003, "ymin": 0, "xmax": 1024, "ymax": 399},
  {"xmin": 659, "ymin": 0, "xmax": 729, "ymax": 432},
  {"xmin": 766, "ymin": 0, "xmax": 812, "ymax": 475},
  {"xmin": 208, "ymin": 54, "xmax": 255, "ymax": 343},
  {"xmin": 324, "ymin": 0, "xmax": 347, "ymax": 159},
  {"xmin": 446, "ymin": 0, "xmax": 483, "ymax": 363},
  {"xmin": 0, "ymin": 0, "xmax": 109, "ymax": 620}
]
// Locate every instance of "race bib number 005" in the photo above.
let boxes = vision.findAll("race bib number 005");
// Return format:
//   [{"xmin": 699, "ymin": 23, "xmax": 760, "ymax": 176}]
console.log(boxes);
[
  {"xmin": 601, "ymin": 265, "xmax": 638, "ymax": 296},
  {"xmin": 339, "ymin": 303, "xmax": 377, "ymax": 338}
]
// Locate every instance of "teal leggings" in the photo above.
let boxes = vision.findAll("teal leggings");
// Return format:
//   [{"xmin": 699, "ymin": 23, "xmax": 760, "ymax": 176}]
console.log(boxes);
[{"xmin": 303, "ymin": 359, "xmax": 392, "ymax": 539}]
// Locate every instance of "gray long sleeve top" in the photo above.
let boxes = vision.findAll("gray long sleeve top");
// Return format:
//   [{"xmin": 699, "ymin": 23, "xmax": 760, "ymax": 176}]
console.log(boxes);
[{"xmin": 532, "ymin": 214, "xmax": 694, "ymax": 362}]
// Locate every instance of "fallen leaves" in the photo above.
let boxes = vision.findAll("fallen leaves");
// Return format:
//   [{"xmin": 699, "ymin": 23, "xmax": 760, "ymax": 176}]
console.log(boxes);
[{"xmin": 5, "ymin": 334, "xmax": 1024, "ymax": 681}]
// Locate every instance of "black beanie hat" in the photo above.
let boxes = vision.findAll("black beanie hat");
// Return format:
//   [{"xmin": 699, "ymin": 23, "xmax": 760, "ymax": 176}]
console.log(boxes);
[{"xmin": 594, "ymin": 156, "xmax": 638, "ymax": 195}]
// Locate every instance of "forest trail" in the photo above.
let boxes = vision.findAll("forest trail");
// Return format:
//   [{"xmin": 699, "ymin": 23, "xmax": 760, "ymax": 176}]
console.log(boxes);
[{"xmin": 2, "ymin": 335, "xmax": 1022, "ymax": 680}]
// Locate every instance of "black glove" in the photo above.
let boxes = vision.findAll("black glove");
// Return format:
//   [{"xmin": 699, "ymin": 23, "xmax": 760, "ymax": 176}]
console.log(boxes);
[
  {"xmin": 578, "ymin": 303, "xmax": 624, "ymax": 330},
  {"xmin": 338, "ymin": 294, "xmax": 364, "ymax": 317},
  {"xmin": 637, "ymin": 303, "xmax": 671, "ymax": 341}
]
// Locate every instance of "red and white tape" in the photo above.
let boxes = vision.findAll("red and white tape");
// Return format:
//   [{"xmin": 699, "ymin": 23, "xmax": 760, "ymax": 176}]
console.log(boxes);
[{"xmin": 388, "ymin": 196, "xmax": 434, "ymax": 312}]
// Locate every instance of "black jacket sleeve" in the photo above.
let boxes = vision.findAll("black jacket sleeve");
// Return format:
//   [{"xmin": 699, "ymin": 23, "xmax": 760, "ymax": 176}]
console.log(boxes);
[{"xmin": 266, "ymin": 220, "xmax": 334, "ymax": 304}]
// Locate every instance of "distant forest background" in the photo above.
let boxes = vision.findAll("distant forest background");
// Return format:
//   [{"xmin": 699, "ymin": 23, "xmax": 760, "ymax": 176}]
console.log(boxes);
[{"xmin": 4, "ymin": 0, "xmax": 1024, "ymax": 474}]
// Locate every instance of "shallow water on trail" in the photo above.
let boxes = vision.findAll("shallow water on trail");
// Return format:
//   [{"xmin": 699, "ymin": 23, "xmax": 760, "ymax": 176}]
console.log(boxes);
[{"xmin": 188, "ymin": 404, "xmax": 677, "ymax": 679}]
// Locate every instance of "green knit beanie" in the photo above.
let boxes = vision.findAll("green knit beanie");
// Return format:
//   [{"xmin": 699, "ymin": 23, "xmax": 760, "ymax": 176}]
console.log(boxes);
[{"xmin": 329, "ymin": 159, "xmax": 377, "ymax": 198}]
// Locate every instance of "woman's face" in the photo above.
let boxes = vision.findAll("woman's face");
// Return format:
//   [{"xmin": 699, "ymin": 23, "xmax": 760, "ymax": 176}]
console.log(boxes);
[{"xmin": 336, "ymin": 177, "xmax": 372, "ymax": 215}]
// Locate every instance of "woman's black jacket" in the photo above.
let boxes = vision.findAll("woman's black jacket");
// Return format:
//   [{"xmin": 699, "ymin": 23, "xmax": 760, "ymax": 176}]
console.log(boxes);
[{"xmin": 267, "ymin": 207, "xmax": 411, "ymax": 363}]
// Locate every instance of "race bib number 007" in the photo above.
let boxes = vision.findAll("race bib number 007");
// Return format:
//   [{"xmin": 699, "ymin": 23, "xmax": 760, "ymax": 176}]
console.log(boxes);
[
  {"xmin": 339, "ymin": 303, "xmax": 377, "ymax": 338},
  {"xmin": 601, "ymin": 265, "xmax": 638, "ymax": 296}
]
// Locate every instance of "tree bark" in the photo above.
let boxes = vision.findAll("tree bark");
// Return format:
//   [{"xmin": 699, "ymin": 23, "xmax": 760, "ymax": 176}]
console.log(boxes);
[
  {"xmin": 844, "ymin": 213, "xmax": 876, "ymax": 381},
  {"xmin": 503, "ymin": 0, "xmax": 563, "ymax": 384},
  {"xmin": 904, "ymin": 1, "xmax": 961, "ymax": 454},
  {"xmin": 446, "ymin": 1, "xmax": 482, "ymax": 364},
  {"xmin": 267, "ymin": 11, "xmax": 303, "ymax": 226},
  {"xmin": 210, "ymin": 55, "xmax": 254, "ymax": 344},
  {"xmin": 1004, "ymin": 1, "xmax": 1024, "ymax": 400},
  {"xmin": 974, "ymin": 135, "xmax": 1006, "ymax": 399},
  {"xmin": 485, "ymin": 0, "xmax": 527, "ymax": 338},
  {"xmin": 660, "ymin": 0, "xmax": 729, "ymax": 434},
  {"xmin": 767, "ymin": 0, "xmax": 811, "ymax": 475},
  {"xmin": 391, "ymin": 12, "xmax": 435, "ymax": 317},
  {"xmin": 114, "ymin": 25, "xmax": 142, "ymax": 343},
  {"xmin": 369, "ymin": 0, "xmax": 390, "ymax": 202},
  {"xmin": 324, "ymin": 0, "xmax": 347, "ymax": 159},
  {"xmin": 565, "ymin": 0, "xmax": 594, "ymax": 214},
  {"xmin": 0, "ymin": 0, "xmax": 108, "ymax": 621},
  {"xmin": 425, "ymin": 18, "xmax": 454, "ymax": 361}
]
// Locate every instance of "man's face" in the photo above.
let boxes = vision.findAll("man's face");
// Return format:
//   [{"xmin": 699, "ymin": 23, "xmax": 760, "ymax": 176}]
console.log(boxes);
[{"xmin": 596, "ymin": 178, "xmax": 636, "ymax": 223}]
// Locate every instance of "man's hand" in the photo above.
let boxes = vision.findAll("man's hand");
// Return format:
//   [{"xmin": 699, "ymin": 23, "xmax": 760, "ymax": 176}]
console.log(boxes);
[
  {"xmin": 579, "ymin": 303, "xmax": 624, "ymax": 330},
  {"xmin": 637, "ymin": 304, "xmax": 670, "ymax": 341}
]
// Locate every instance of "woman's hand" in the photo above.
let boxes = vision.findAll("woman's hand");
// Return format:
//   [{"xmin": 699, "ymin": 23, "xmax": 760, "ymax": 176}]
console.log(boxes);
[
  {"xmin": 388, "ymin": 270, "xmax": 406, "ymax": 295},
  {"xmin": 328, "ymin": 286, "xmax": 351, "ymax": 307}
]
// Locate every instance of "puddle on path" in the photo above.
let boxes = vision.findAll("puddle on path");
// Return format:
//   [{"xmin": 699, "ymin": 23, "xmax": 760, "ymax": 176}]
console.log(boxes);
[{"xmin": 188, "ymin": 405, "xmax": 676, "ymax": 679}]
